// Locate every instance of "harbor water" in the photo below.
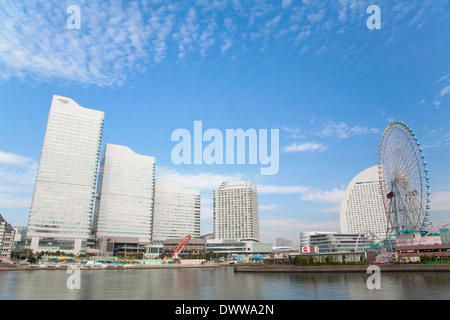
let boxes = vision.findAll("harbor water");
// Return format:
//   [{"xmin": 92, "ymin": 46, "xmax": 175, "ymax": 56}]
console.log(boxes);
[{"xmin": 0, "ymin": 266, "xmax": 449, "ymax": 300}]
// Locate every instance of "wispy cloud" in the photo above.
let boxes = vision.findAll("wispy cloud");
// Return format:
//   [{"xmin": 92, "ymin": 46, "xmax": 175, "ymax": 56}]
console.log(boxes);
[
  {"xmin": 280, "ymin": 126, "xmax": 306, "ymax": 139},
  {"xmin": 283, "ymin": 142, "xmax": 328, "ymax": 153},
  {"xmin": 439, "ymin": 85, "xmax": 450, "ymax": 97},
  {"xmin": 437, "ymin": 73, "xmax": 450, "ymax": 83},
  {"xmin": 313, "ymin": 119, "xmax": 380, "ymax": 139},
  {"xmin": 0, "ymin": 151, "xmax": 36, "ymax": 167},
  {"xmin": 300, "ymin": 187, "xmax": 345, "ymax": 205},
  {"xmin": 257, "ymin": 184, "xmax": 311, "ymax": 195},
  {"xmin": 0, "ymin": 1, "xmax": 153, "ymax": 87},
  {"xmin": 0, "ymin": 1, "xmax": 436, "ymax": 87},
  {"xmin": 257, "ymin": 183, "xmax": 345, "ymax": 205},
  {"xmin": 281, "ymin": 119, "xmax": 380, "ymax": 155},
  {"xmin": 430, "ymin": 190, "xmax": 450, "ymax": 212},
  {"xmin": 281, "ymin": 0, "xmax": 293, "ymax": 9},
  {"xmin": 423, "ymin": 127, "xmax": 450, "ymax": 149},
  {"xmin": 156, "ymin": 166, "xmax": 242, "ymax": 190},
  {"xmin": 0, "ymin": 151, "xmax": 37, "ymax": 208},
  {"xmin": 259, "ymin": 204, "xmax": 277, "ymax": 210}
]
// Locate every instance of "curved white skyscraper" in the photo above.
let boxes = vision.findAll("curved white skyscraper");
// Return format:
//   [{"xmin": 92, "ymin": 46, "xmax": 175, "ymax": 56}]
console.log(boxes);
[
  {"xmin": 340, "ymin": 165, "xmax": 388, "ymax": 239},
  {"xmin": 27, "ymin": 95, "xmax": 104, "ymax": 254},
  {"xmin": 92, "ymin": 144, "xmax": 155, "ymax": 243}
]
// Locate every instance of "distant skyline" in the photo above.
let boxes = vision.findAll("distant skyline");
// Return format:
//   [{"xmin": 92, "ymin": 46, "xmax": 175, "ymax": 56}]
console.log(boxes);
[{"xmin": 1, "ymin": 0, "xmax": 449, "ymax": 245}]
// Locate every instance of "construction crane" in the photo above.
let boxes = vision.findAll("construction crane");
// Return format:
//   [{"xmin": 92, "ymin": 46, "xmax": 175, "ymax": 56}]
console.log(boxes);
[{"xmin": 172, "ymin": 235, "xmax": 191, "ymax": 258}]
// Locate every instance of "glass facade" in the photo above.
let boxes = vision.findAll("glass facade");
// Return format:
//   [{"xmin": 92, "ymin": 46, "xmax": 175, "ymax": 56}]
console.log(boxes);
[
  {"xmin": 152, "ymin": 179, "xmax": 200, "ymax": 243},
  {"xmin": 27, "ymin": 95, "xmax": 104, "ymax": 253},
  {"xmin": 92, "ymin": 144, "xmax": 155, "ymax": 244}
]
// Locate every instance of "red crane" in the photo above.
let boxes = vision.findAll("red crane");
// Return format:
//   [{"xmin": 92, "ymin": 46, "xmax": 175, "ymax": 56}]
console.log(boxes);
[{"xmin": 172, "ymin": 235, "xmax": 191, "ymax": 258}]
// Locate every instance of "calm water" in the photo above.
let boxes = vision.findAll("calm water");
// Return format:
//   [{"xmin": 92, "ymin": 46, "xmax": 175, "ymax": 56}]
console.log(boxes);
[{"xmin": 0, "ymin": 266, "xmax": 449, "ymax": 300}]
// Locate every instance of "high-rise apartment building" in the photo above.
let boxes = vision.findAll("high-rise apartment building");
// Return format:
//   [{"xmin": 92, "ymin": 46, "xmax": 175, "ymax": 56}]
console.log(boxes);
[
  {"xmin": 340, "ymin": 165, "xmax": 388, "ymax": 239},
  {"xmin": 213, "ymin": 181, "xmax": 259, "ymax": 242},
  {"xmin": 27, "ymin": 95, "xmax": 104, "ymax": 254},
  {"xmin": 92, "ymin": 144, "xmax": 155, "ymax": 244},
  {"xmin": 152, "ymin": 179, "xmax": 200, "ymax": 244}
]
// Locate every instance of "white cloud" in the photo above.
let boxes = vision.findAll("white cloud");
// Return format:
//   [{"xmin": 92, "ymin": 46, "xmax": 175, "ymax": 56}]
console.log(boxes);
[
  {"xmin": 173, "ymin": 7, "xmax": 200, "ymax": 59},
  {"xmin": 307, "ymin": 9, "xmax": 325, "ymax": 23},
  {"xmin": 281, "ymin": 0, "xmax": 293, "ymax": 9},
  {"xmin": 259, "ymin": 204, "xmax": 277, "ymax": 210},
  {"xmin": 148, "ymin": 8, "xmax": 175, "ymax": 63},
  {"xmin": 280, "ymin": 126, "xmax": 306, "ymax": 139},
  {"xmin": 0, "ymin": 151, "xmax": 35, "ymax": 167},
  {"xmin": 257, "ymin": 184, "xmax": 311, "ymax": 194},
  {"xmin": 430, "ymin": 190, "xmax": 450, "ymax": 212},
  {"xmin": 437, "ymin": 73, "xmax": 450, "ymax": 83},
  {"xmin": 294, "ymin": 25, "xmax": 312, "ymax": 42},
  {"xmin": 156, "ymin": 166, "xmax": 242, "ymax": 190},
  {"xmin": 257, "ymin": 183, "xmax": 345, "ymax": 205},
  {"xmin": 301, "ymin": 187, "xmax": 345, "ymax": 205},
  {"xmin": 432, "ymin": 100, "xmax": 442, "ymax": 107},
  {"xmin": 314, "ymin": 119, "xmax": 380, "ymax": 139},
  {"xmin": 439, "ymin": 85, "xmax": 450, "ymax": 97},
  {"xmin": 0, "ymin": 1, "xmax": 434, "ymax": 87},
  {"xmin": 0, "ymin": 1, "xmax": 153, "ymax": 87},
  {"xmin": 0, "ymin": 150, "xmax": 37, "ymax": 208},
  {"xmin": 283, "ymin": 142, "xmax": 328, "ymax": 153},
  {"xmin": 220, "ymin": 38, "xmax": 233, "ymax": 54},
  {"xmin": 336, "ymin": 0, "xmax": 367, "ymax": 22},
  {"xmin": 316, "ymin": 45, "xmax": 327, "ymax": 55}
]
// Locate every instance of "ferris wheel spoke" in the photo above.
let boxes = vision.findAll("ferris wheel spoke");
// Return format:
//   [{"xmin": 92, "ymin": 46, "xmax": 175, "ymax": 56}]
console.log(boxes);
[
  {"xmin": 396, "ymin": 141, "xmax": 418, "ymax": 178},
  {"xmin": 379, "ymin": 122, "xmax": 430, "ymax": 235},
  {"xmin": 397, "ymin": 149, "xmax": 422, "ymax": 180}
]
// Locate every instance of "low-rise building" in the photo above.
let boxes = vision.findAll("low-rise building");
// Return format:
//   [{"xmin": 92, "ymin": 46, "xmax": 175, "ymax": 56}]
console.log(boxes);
[
  {"xmin": 96, "ymin": 236, "xmax": 147, "ymax": 257},
  {"xmin": 163, "ymin": 238, "xmax": 206, "ymax": 257},
  {"xmin": 301, "ymin": 231, "xmax": 372, "ymax": 253},
  {"xmin": 0, "ymin": 214, "xmax": 16, "ymax": 258},
  {"xmin": 440, "ymin": 228, "xmax": 450, "ymax": 244},
  {"xmin": 206, "ymin": 239, "xmax": 272, "ymax": 255},
  {"xmin": 396, "ymin": 244, "xmax": 450, "ymax": 260}
]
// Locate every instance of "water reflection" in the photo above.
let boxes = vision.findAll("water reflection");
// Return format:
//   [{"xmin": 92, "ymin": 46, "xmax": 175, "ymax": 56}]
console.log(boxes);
[{"xmin": 0, "ymin": 267, "xmax": 449, "ymax": 300}]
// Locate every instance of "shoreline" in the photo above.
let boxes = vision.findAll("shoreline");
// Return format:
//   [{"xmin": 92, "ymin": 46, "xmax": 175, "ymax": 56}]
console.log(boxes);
[
  {"xmin": 0, "ymin": 263, "xmax": 223, "ymax": 271},
  {"xmin": 3, "ymin": 263, "xmax": 450, "ymax": 273},
  {"xmin": 233, "ymin": 264, "xmax": 450, "ymax": 273}
]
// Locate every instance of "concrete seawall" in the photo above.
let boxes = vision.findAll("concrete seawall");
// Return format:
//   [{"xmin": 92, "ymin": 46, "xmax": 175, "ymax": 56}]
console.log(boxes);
[{"xmin": 233, "ymin": 264, "xmax": 450, "ymax": 273}]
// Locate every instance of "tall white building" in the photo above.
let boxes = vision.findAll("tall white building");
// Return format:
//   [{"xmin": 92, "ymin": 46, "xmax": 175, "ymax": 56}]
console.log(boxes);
[
  {"xmin": 213, "ymin": 181, "xmax": 259, "ymax": 242},
  {"xmin": 340, "ymin": 165, "xmax": 388, "ymax": 239},
  {"xmin": 27, "ymin": 95, "xmax": 104, "ymax": 254},
  {"xmin": 92, "ymin": 144, "xmax": 155, "ymax": 244},
  {"xmin": 152, "ymin": 179, "xmax": 200, "ymax": 244}
]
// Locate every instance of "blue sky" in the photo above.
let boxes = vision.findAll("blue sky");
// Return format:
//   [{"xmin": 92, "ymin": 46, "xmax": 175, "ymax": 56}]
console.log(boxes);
[{"xmin": 0, "ymin": 0, "xmax": 449, "ymax": 245}]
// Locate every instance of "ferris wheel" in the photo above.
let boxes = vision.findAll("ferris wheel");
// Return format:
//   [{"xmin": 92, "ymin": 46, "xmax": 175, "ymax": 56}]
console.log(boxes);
[{"xmin": 378, "ymin": 121, "xmax": 432, "ymax": 237}]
